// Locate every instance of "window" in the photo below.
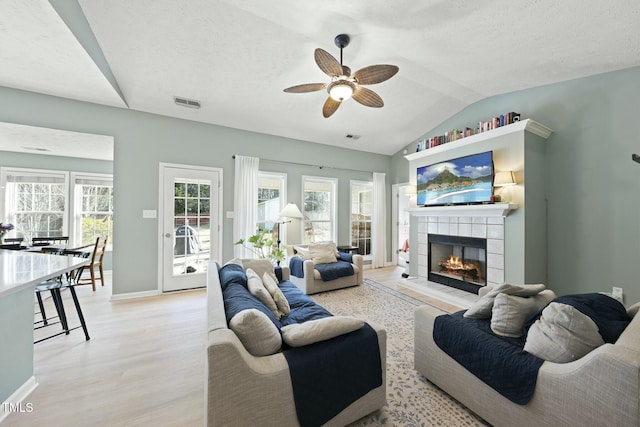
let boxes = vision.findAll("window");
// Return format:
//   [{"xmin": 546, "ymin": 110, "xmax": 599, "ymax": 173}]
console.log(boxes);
[
  {"xmin": 1, "ymin": 167, "xmax": 113, "ymax": 248},
  {"xmin": 350, "ymin": 181, "xmax": 372, "ymax": 256},
  {"xmin": 257, "ymin": 172, "xmax": 286, "ymax": 232},
  {"xmin": 302, "ymin": 176, "xmax": 337, "ymax": 243},
  {"xmin": 72, "ymin": 173, "xmax": 114, "ymax": 247},
  {"xmin": 1, "ymin": 168, "xmax": 69, "ymax": 243}
]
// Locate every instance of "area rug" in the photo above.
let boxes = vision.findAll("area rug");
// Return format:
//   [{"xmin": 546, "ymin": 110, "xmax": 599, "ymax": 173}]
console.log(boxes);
[{"xmin": 311, "ymin": 279, "xmax": 490, "ymax": 427}]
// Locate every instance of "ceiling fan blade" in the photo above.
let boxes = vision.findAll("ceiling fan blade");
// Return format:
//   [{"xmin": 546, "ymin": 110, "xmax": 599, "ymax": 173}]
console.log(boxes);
[
  {"xmin": 352, "ymin": 86, "xmax": 384, "ymax": 108},
  {"xmin": 315, "ymin": 48, "xmax": 343, "ymax": 77},
  {"xmin": 283, "ymin": 83, "xmax": 326, "ymax": 93},
  {"xmin": 353, "ymin": 65, "xmax": 399, "ymax": 85},
  {"xmin": 322, "ymin": 97, "xmax": 341, "ymax": 118}
]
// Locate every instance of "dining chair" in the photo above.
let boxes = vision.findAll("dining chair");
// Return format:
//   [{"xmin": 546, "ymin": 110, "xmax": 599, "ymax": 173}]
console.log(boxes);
[
  {"xmin": 31, "ymin": 236, "xmax": 69, "ymax": 246},
  {"xmin": 72, "ymin": 236, "xmax": 108, "ymax": 291},
  {"xmin": 3, "ymin": 237, "xmax": 24, "ymax": 244},
  {"xmin": 0, "ymin": 243, "xmax": 22, "ymax": 250},
  {"xmin": 34, "ymin": 250, "xmax": 91, "ymax": 343}
]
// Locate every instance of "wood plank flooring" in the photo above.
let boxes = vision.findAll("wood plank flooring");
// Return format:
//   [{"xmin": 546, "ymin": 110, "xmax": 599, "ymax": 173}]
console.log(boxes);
[{"xmin": 5, "ymin": 266, "xmax": 458, "ymax": 427}]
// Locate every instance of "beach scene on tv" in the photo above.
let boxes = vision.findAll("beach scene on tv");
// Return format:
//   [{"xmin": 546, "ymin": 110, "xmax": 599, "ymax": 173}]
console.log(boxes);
[{"xmin": 417, "ymin": 151, "xmax": 493, "ymax": 206}]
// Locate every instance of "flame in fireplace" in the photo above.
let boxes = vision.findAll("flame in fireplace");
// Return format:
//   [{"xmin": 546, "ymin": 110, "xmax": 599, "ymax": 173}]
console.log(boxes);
[
  {"xmin": 445, "ymin": 256, "xmax": 464, "ymax": 270},
  {"xmin": 438, "ymin": 256, "xmax": 483, "ymax": 281}
]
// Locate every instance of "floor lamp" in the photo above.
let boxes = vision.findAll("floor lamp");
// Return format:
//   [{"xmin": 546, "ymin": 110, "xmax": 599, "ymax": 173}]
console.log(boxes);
[{"xmin": 275, "ymin": 203, "xmax": 304, "ymax": 265}]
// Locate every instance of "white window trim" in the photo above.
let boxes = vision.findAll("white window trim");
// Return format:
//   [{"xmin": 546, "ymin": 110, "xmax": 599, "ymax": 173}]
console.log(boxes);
[
  {"xmin": 1, "ymin": 167, "xmax": 70, "ymax": 239},
  {"xmin": 350, "ymin": 179, "xmax": 373, "ymax": 259},
  {"xmin": 301, "ymin": 175, "xmax": 337, "ymax": 243},
  {"xmin": 257, "ymin": 170, "xmax": 287, "ymax": 241},
  {"xmin": 70, "ymin": 172, "xmax": 114, "ymax": 249}
]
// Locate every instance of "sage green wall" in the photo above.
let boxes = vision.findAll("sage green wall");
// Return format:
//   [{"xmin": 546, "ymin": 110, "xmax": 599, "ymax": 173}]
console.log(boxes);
[
  {"xmin": 0, "ymin": 87, "xmax": 391, "ymax": 296},
  {"xmin": 0, "ymin": 150, "xmax": 113, "ymax": 270},
  {"xmin": 0, "ymin": 287, "xmax": 34, "ymax": 403},
  {"xmin": 391, "ymin": 66, "xmax": 640, "ymax": 304}
]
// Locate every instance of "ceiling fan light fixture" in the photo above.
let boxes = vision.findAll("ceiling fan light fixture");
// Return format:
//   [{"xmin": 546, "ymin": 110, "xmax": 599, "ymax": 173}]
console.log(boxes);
[{"xmin": 328, "ymin": 80, "xmax": 354, "ymax": 101}]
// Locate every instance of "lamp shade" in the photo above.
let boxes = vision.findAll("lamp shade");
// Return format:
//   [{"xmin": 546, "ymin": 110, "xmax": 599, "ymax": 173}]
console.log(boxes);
[
  {"xmin": 494, "ymin": 171, "xmax": 516, "ymax": 187},
  {"xmin": 328, "ymin": 81, "xmax": 354, "ymax": 101},
  {"xmin": 279, "ymin": 203, "xmax": 303, "ymax": 219}
]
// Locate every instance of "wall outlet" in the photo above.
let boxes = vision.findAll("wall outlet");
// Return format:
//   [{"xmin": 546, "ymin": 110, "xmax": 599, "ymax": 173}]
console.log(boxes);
[
  {"xmin": 142, "ymin": 209, "xmax": 157, "ymax": 219},
  {"xmin": 612, "ymin": 286, "xmax": 624, "ymax": 302}
]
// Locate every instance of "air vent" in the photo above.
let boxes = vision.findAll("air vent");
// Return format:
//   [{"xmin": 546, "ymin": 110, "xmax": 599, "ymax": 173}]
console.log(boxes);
[
  {"xmin": 345, "ymin": 134, "xmax": 361, "ymax": 140},
  {"xmin": 174, "ymin": 96, "xmax": 201, "ymax": 109}
]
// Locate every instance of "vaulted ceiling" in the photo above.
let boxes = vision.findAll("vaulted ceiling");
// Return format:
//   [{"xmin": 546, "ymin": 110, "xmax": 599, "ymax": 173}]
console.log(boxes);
[{"xmin": 1, "ymin": 0, "xmax": 640, "ymax": 159}]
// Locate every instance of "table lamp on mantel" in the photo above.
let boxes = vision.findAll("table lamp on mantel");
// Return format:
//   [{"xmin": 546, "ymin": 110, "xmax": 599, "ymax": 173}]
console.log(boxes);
[
  {"xmin": 276, "ymin": 203, "xmax": 304, "ymax": 264},
  {"xmin": 493, "ymin": 171, "xmax": 516, "ymax": 202}
]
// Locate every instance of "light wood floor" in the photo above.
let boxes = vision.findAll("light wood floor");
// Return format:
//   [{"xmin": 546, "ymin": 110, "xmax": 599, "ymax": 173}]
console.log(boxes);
[{"xmin": 5, "ymin": 266, "xmax": 457, "ymax": 427}]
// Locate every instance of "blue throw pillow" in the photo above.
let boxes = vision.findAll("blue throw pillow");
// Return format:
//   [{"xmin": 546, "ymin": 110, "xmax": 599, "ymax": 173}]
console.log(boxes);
[
  {"xmin": 338, "ymin": 252, "xmax": 353, "ymax": 263},
  {"xmin": 218, "ymin": 263, "xmax": 246, "ymax": 291}
]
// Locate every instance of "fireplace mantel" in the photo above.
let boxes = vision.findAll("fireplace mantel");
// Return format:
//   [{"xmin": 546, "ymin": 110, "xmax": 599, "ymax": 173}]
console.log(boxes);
[{"xmin": 408, "ymin": 203, "xmax": 517, "ymax": 217}]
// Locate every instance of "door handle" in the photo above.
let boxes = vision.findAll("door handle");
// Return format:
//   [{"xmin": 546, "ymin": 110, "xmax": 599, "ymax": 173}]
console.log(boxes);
[{"xmin": 165, "ymin": 233, "xmax": 171, "ymax": 238}]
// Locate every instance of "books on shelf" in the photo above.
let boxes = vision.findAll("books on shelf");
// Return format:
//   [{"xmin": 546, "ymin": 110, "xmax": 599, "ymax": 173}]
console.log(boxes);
[{"xmin": 416, "ymin": 112, "xmax": 521, "ymax": 152}]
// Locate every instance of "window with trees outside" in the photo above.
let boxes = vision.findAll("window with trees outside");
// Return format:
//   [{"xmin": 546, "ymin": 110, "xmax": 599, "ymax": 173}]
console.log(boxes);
[
  {"xmin": 302, "ymin": 176, "xmax": 337, "ymax": 243},
  {"xmin": 350, "ymin": 180, "xmax": 372, "ymax": 257},
  {"xmin": 1, "ymin": 168, "xmax": 68, "ymax": 244},
  {"xmin": 257, "ymin": 172, "xmax": 286, "ymax": 233},
  {"xmin": 1, "ymin": 167, "xmax": 113, "ymax": 248},
  {"xmin": 72, "ymin": 173, "xmax": 114, "ymax": 247}
]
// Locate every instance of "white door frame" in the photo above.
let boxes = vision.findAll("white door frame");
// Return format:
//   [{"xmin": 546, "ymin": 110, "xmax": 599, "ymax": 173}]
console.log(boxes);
[{"xmin": 157, "ymin": 162, "xmax": 223, "ymax": 293}]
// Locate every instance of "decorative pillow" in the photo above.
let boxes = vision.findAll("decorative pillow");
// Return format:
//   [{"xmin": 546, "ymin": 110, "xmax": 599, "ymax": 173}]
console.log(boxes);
[
  {"xmin": 309, "ymin": 243, "xmax": 338, "ymax": 265},
  {"xmin": 464, "ymin": 283, "xmax": 546, "ymax": 319},
  {"xmin": 229, "ymin": 309, "xmax": 282, "ymax": 356},
  {"xmin": 490, "ymin": 290, "xmax": 556, "ymax": 338},
  {"xmin": 293, "ymin": 246, "xmax": 311, "ymax": 259},
  {"xmin": 281, "ymin": 316, "xmax": 364, "ymax": 347},
  {"xmin": 218, "ymin": 262, "xmax": 246, "ymax": 291},
  {"xmin": 246, "ymin": 268, "xmax": 281, "ymax": 318},
  {"xmin": 262, "ymin": 272, "xmax": 290, "ymax": 316},
  {"xmin": 240, "ymin": 258, "xmax": 278, "ymax": 284},
  {"xmin": 524, "ymin": 302, "xmax": 605, "ymax": 362}
]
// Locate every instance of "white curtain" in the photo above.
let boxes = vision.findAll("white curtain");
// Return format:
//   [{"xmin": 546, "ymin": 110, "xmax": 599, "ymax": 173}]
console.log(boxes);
[
  {"xmin": 233, "ymin": 155, "xmax": 259, "ymax": 258},
  {"xmin": 371, "ymin": 172, "xmax": 387, "ymax": 268}
]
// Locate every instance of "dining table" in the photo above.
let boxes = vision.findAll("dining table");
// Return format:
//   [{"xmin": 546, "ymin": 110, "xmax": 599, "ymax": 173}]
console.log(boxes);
[{"xmin": 0, "ymin": 249, "xmax": 89, "ymax": 409}]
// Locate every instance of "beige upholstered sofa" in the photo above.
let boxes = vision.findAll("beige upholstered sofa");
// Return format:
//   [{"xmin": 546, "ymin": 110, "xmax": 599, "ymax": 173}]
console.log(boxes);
[
  {"xmin": 286, "ymin": 243, "xmax": 363, "ymax": 294},
  {"xmin": 414, "ymin": 302, "xmax": 640, "ymax": 427},
  {"xmin": 206, "ymin": 261, "xmax": 386, "ymax": 426}
]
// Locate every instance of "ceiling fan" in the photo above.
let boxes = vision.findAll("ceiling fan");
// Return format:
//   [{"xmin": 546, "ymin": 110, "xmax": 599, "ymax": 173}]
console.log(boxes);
[{"xmin": 284, "ymin": 34, "xmax": 399, "ymax": 118}]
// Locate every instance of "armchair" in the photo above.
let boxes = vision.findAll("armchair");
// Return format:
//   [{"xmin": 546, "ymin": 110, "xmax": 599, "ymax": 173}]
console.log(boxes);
[{"xmin": 287, "ymin": 242, "xmax": 363, "ymax": 294}]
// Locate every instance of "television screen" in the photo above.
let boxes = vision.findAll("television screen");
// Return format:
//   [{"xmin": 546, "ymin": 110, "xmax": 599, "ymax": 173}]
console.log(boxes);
[{"xmin": 417, "ymin": 151, "xmax": 493, "ymax": 206}]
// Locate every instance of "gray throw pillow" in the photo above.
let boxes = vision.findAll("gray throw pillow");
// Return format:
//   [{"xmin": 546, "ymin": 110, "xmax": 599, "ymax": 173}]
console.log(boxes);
[
  {"xmin": 229, "ymin": 309, "xmax": 282, "ymax": 356},
  {"xmin": 281, "ymin": 316, "xmax": 364, "ymax": 347},
  {"xmin": 490, "ymin": 290, "xmax": 556, "ymax": 338},
  {"xmin": 524, "ymin": 302, "xmax": 605, "ymax": 363}
]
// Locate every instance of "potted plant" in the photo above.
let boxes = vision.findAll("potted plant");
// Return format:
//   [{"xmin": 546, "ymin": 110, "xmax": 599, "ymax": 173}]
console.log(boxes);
[{"xmin": 234, "ymin": 228, "xmax": 286, "ymax": 264}]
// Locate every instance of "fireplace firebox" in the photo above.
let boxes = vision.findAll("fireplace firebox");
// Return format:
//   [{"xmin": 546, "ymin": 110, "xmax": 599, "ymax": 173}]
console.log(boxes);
[{"xmin": 428, "ymin": 234, "xmax": 487, "ymax": 294}]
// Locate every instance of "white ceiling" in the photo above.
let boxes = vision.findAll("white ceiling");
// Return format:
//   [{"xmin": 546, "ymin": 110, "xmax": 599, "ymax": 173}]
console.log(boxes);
[{"xmin": 1, "ymin": 0, "xmax": 640, "ymax": 159}]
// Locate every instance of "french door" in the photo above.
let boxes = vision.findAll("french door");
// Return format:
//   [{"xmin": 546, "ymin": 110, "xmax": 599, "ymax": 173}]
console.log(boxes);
[{"xmin": 160, "ymin": 164, "xmax": 222, "ymax": 292}]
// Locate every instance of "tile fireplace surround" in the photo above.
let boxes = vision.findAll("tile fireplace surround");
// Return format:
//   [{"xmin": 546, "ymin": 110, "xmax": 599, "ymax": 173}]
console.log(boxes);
[{"xmin": 409, "ymin": 204, "xmax": 517, "ymax": 292}]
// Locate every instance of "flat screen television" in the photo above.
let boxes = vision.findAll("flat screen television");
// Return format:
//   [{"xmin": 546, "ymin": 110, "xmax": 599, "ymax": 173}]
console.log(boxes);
[{"xmin": 417, "ymin": 151, "xmax": 493, "ymax": 206}]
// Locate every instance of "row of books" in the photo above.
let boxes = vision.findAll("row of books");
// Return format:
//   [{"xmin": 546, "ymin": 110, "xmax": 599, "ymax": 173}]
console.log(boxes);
[{"xmin": 416, "ymin": 112, "xmax": 521, "ymax": 151}]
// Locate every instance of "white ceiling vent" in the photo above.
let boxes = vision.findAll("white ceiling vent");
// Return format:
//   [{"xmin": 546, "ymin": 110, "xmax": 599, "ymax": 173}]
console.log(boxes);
[{"xmin": 174, "ymin": 96, "xmax": 201, "ymax": 109}]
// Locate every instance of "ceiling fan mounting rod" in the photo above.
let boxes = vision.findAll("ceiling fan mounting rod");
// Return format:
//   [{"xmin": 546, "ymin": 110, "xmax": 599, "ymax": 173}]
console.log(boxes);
[{"xmin": 334, "ymin": 34, "xmax": 350, "ymax": 66}]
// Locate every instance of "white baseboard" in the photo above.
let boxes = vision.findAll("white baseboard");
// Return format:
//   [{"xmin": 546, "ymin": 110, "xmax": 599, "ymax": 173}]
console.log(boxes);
[
  {"xmin": 0, "ymin": 376, "xmax": 38, "ymax": 423},
  {"xmin": 110, "ymin": 289, "xmax": 161, "ymax": 301}
]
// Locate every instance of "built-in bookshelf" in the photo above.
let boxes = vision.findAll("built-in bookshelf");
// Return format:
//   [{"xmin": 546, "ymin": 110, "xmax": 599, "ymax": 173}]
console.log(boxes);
[
  {"xmin": 416, "ymin": 112, "xmax": 522, "ymax": 151},
  {"xmin": 404, "ymin": 119, "xmax": 552, "ymax": 161}
]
